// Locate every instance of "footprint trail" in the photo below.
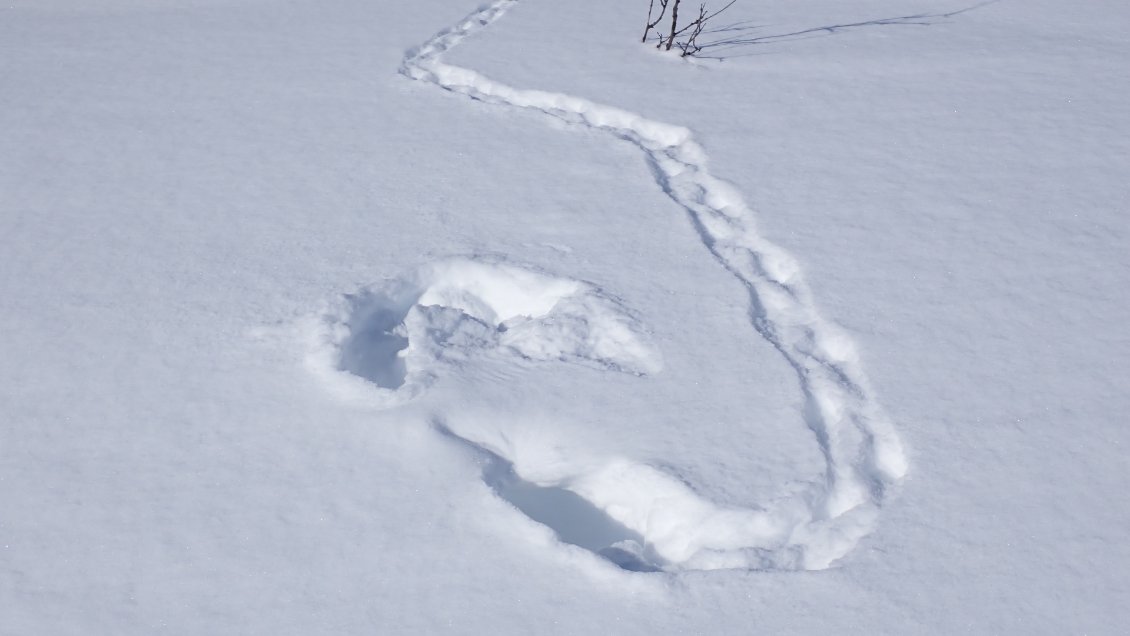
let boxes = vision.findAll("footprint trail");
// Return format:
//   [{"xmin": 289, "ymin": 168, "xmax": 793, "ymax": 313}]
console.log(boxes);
[{"xmin": 393, "ymin": 0, "xmax": 907, "ymax": 571}]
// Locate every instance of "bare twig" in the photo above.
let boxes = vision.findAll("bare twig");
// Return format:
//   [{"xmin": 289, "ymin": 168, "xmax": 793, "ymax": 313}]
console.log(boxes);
[
  {"xmin": 663, "ymin": 0, "xmax": 682, "ymax": 50},
  {"xmin": 642, "ymin": 0, "xmax": 670, "ymax": 43},
  {"xmin": 674, "ymin": 0, "xmax": 737, "ymax": 56},
  {"xmin": 645, "ymin": 0, "xmax": 738, "ymax": 56}
]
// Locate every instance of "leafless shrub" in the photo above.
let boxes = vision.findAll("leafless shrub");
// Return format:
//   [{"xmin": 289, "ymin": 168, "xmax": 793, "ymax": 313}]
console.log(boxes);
[{"xmin": 644, "ymin": 0, "xmax": 737, "ymax": 57}]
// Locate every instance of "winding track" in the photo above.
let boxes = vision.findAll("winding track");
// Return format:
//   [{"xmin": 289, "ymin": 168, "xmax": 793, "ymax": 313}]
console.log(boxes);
[{"xmin": 400, "ymin": 0, "xmax": 908, "ymax": 570}]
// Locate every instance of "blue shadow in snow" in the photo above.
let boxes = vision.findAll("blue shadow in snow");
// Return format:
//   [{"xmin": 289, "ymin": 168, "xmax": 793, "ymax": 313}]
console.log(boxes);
[{"xmin": 434, "ymin": 420, "xmax": 664, "ymax": 573}]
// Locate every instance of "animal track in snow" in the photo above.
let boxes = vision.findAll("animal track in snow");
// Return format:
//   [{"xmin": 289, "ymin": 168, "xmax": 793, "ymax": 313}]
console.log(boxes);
[
  {"xmin": 308, "ymin": 258, "xmax": 661, "ymax": 407},
  {"xmin": 326, "ymin": 0, "xmax": 911, "ymax": 572}
]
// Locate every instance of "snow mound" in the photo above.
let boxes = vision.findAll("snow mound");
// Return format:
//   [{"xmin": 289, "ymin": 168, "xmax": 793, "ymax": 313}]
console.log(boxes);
[{"xmin": 307, "ymin": 258, "xmax": 661, "ymax": 406}]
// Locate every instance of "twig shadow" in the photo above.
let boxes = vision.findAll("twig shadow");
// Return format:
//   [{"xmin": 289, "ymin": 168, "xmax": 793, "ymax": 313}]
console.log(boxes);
[{"xmin": 694, "ymin": 0, "xmax": 999, "ymax": 60}]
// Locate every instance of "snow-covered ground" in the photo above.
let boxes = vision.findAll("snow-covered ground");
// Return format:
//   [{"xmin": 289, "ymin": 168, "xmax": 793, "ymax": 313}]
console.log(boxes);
[{"xmin": 2, "ymin": 0, "xmax": 1128, "ymax": 633}]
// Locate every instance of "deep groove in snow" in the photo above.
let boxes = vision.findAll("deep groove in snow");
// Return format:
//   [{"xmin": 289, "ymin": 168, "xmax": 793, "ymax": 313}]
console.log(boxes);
[
  {"xmin": 393, "ymin": 0, "xmax": 908, "ymax": 571},
  {"xmin": 434, "ymin": 420, "xmax": 666, "ymax": 573}
]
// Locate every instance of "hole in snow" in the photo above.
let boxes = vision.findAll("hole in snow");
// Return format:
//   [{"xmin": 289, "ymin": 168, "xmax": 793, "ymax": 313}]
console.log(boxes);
[
  {"xmin": 482, "ymin": 451, "xmax": 663, "ymax": 573},
  {"xmin": 327, "ymin": 259, "xmax": 661, "ymax": 398},
  {"xmin": 338, "ymin": 304, "xmax": 410, "ymax": 389}
]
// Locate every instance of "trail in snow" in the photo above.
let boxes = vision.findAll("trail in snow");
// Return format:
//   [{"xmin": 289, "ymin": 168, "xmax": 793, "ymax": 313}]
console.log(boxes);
[{"xmin": 361, "ymin": 0, "xmax": 908, "ymax": 571}]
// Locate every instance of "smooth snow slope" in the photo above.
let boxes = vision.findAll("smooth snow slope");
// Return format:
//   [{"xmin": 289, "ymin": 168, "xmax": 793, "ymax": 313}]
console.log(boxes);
[{"xmin": 2, "ymin": 0, "xmax": 1128, "ymax": 633}]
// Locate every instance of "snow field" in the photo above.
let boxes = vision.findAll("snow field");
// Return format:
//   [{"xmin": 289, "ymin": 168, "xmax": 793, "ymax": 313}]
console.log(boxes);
[{"xmin": 5, "ymin": 0, "xmax": 1128, "ymax": 631}]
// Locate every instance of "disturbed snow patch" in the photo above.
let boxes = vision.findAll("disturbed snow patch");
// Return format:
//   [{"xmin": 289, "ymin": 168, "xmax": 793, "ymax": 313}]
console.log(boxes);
[
  {"xmin": 306, "ymin": 255, "xmax": 895, "ymax": 573},
  {"xmin": 469, "ymin": 433, "xmax": 664, "ymax": 573},
  {"xmin": 389, "ymin": 0, "xmax": 909, "ymax": 572},
  {"xmin": 307, "ymin": 258, "xmax": 661, "ymax": 406},
  {"xmin": 435, "ymin": 416, "xmax": 876, "ymax": 574}
]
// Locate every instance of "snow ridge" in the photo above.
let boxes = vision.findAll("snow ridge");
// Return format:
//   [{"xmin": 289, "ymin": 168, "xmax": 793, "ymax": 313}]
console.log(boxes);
[{"xmin": 400, "ymin": 0, "xmax": 907, "ymax": 571}]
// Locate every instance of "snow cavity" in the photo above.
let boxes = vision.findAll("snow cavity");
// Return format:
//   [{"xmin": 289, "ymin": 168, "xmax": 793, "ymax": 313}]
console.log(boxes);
[
  {"xmin": 475, "ymin": 439, "xmax": 662, "ymax": 573},
  {"xmin": 308, "ymin": 258, "xmax": 661, "ymax": 406}
]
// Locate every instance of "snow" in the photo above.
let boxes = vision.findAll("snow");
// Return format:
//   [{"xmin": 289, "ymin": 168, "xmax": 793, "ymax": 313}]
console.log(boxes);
[{"xmin": 2, "ymin": 0, "xmax": 1128, "ymax": 633}]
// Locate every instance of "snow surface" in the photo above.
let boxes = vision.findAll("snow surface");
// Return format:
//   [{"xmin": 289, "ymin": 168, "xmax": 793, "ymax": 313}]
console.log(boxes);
[{"xmin": 2, "ymin": 0, "xmax": 1128, "ymax": 633}]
